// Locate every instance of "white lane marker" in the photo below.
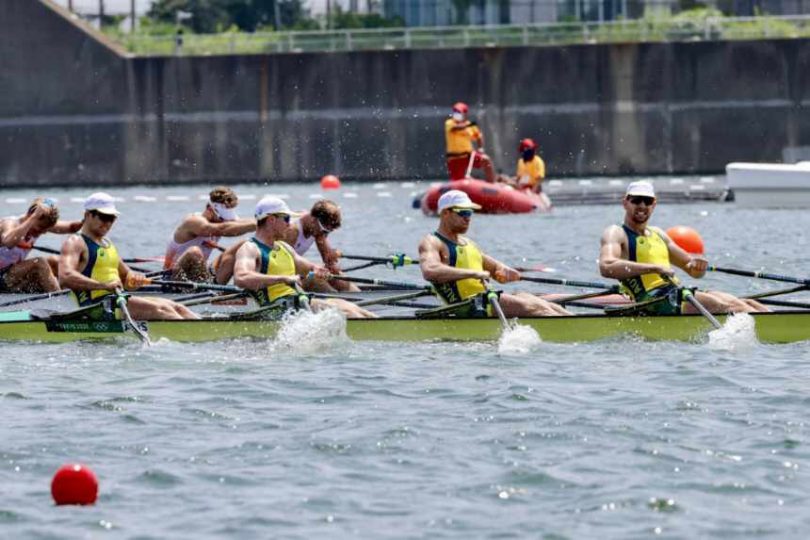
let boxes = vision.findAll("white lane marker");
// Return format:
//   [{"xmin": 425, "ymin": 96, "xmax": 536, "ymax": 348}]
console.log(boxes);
[
  {"xmin": 5, "ymin": 198, "xmax": 26, "ymax": 204},
  {"xmin": 670, "ymin": 178, "xmax": 684, "ymax": 184},
  {"xmin": 577, "ymin": 180, "xmax": 593, "ymax": 185},
  {"xmin": 166, "ymin": 195, "xmax": 189, "ymax": 202},
  {"xmin": 134, "ymin": 195, "xmax": 157, "ymax": 202},
  {"xmin": 689, "ymin": 184, "xmax": 706, "ymax": 191},
  {"xmin": 549, "ymin": 180, "xmax": 563, "ymax": 186},
  {"xmin": 197, "ymin": 194, "xmax": 208, "ymax": 201},
  {"xmin": 400, "ymin": 182, "xmax": 415, "ymax": 188},
  {"xmin": 608, "ymin": 179, "xmax": 624, "ymax": 186},
  {"xmin": 240, "ymin": 194, "xmax": 257, "ymax": 200},
  {"xmin": 308, "ymin": 193, "xmax": 323, "ymax": 199},
  {"xmin": 430, "ymin": 182, "xmax": 443, "ymax": 187},
  {"xmin": 700, "ymin": 177, "xmax": 715, "ymax": 183},
  {"xmin": 373, "ymin": 183, "xmax": 386, "ymax": 189},
  {"xmin": 70, "ymin": 197, "xmax": 85, "ymax": 203},
  {"xmin": 343, "ymin": 192, "xmax": 359, "ymax": 198},
  {"xmin": 377, "ymin": 192, "xmax": 392, "ymax": 198}
]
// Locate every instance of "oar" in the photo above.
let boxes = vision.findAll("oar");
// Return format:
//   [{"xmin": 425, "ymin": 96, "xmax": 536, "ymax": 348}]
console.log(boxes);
[
  {"xmin": 0, "ymin": 289, "xmax": 71, "ymax": 308},
  {"xmin": 552, "ymin": 287, "xmax": 621, "ymax": 305},
  {"xmin": 148, "ymin": 279, "xmax": 242, "ymax": 293},
  {"xmin": 293, "ymin": 281, "xmax": 312, "ymax": 312},
  {"xmin": 483, "ymin": 282, "xmax": 511, "ymax": 330},
  {"xmin": 745, "ymin": 285, "xmax": 808, "ymax": 300},
  {"xmin": 519, "ymin": 275, "xmax": 615, "ymax": 290},
  {"xmin": 115, "ymin": 289, "xmax": 152, "ymax": 346},
  {"xmin": 340, "ymin": 253, "xmax": 417, "ymax": 269},
  {"xmin": 465, "ymin": 151, "xmax": 475, "ymax": 178},
  {"xmin": 758, "ymin": 298, "xmax": 810, "ymax": 309},
  {"xmin": 663, "ymin": 276, "xmax": 722, "ymax": 330},
  {"xmin": 327, "ymin": 275, "xmax": 432, "ymax": 291},
  {"xmin": 180, "ymin": 292, "xmax": 247, "ymax": 307},
  {"xmin": 709, "ymin": 266, "xmax": 810, "ymax": 286},
  {"xmin": 353, "ymin": 289, "xmax": 434, "ymax": 307}
]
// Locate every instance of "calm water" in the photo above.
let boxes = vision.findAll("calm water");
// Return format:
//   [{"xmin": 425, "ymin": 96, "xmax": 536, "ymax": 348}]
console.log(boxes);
[{"xmin": 1, "ymin": 181, "xmax": 809, "ymax": 538}]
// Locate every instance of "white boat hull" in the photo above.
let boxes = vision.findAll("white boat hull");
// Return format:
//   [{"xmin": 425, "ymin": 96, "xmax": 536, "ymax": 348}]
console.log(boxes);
[{"xmin": 727, "ymin": 162, "xmax": 810, "ymax": 207}]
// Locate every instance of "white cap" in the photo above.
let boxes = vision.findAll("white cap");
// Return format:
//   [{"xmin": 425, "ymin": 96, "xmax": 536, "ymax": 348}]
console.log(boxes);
[
  {"xmin": 625, "ymin": 181, "xmax": 656, "ymax": 199},
  {"xmin": 437, "ymin": 190, "xmax": 482, "ymax": 212},
  {"xmin": 210, "ymin": 201, "xmax": 237, "ymax": 222},
  {"xmin": 84, "ymin": 192, "xmax": 120, "ymax": 215},
  {"xmin": 254, "ymin": 196, "xmax": 301, "ymax": 219}
]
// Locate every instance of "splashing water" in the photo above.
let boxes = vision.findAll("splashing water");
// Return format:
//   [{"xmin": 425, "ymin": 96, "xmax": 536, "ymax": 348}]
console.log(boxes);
[
  {"xmin": 273, "ymin": 308, "xmax": 350, "ymax": 355},
  {"xmin": 708, "ymin": 312, "xmax": 759, "ymax": 351},
  {"xmin": 497, "ymin": 323, "xmax": 543, "ymax": 355}
]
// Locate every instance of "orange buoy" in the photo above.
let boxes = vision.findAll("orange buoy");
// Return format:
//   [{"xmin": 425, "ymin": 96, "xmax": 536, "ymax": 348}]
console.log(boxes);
[
  {"xmin": 320, "ymin": 174, "xmax": 341, "ymax": 190},
  {"xmin": 666, "ymin": 226, "xmax": 704, "ymax": 254},
  {"xmin": 51, "ymin": 464, "xmax": 98, "ymax": 506}
]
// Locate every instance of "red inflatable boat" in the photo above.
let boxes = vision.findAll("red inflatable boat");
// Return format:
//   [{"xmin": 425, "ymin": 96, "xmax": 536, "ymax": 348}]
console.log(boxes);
[{"xmin": 418, "ymin": 179, "xmax": 552, "ymax": 215}]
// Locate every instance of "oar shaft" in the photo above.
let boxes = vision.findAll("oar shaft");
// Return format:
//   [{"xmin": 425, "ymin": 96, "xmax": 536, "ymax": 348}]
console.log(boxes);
[
  {"xmin": 710, "ymin": 266, "xmax": 810, "ymax": 286},
  {"xmin": 0, "ymin": 289, "xmax": 71, "ymax": 308},
  {"xmin": 328, "ymin": 275, "xmax": 430, "ymax": 291},
  {"xmin": 150, "ymin": 280, "xmax": 241, "ymax": 293},
  {"xmin": 520, "ymin": 276, "xmax": 614, "ymax": 289}
]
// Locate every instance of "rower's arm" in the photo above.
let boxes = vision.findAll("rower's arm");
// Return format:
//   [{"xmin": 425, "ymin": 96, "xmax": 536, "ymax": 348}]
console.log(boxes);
[
  {"xmin": 599, "ymin": 225, "xmax": 673, "ymax": 279},
  {"xmin": 314, "ymin": 234, "xmax": 339, "ymax": 270},
  {"xmin": 661, "ymin": 231, "xmax": 707, "ymax": 278},
  {"xmin": 482, "ymin": 254, "xmax": 520, "ymax": 283},
  {"xmin": 418, "ymin": 236, "xmax": 489, "ymax": 283},
  {"xmin": 0, "ymin": 214, "xmax": 37, "ymax": 248},
  {"xmin": 58, "ymin": 235, "xmax": 120, "ymax": 291},
  {"xmin": 233, "ymin": 242, "xmax": 297, "ymax": 290},
  {"xmin": 193, "ymin": 218, "xmax": 256, "ymax": 238},
  {"xmin": 49, "ymin": 220, "xmax": 83, "ymax": 234}
]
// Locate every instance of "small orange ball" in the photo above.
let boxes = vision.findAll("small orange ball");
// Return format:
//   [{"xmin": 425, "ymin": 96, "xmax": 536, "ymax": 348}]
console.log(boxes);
[
  {"xmin": 666, "ymin": 226, "xmax": 704, "ymax": 254},
  {"xmin": 51, "ymin": 464, "xmax": 98, "ymax": 506},
  {"xmin": 320, "ymin": 174, "xmax": 341, "ymax": 190}
]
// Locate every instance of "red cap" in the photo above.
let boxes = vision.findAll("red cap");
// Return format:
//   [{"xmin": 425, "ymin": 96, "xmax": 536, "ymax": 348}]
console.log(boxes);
[
  {"xmin": 452, "ymin": 102, "xmax": 469, "ymax": 114},
  {"xmin": 519, "ymin": 138, "xmax": 537, "ymax": 152}
]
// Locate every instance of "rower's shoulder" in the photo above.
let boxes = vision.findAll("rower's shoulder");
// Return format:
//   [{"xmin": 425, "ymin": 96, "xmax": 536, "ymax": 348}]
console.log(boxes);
[{"xmin": 601, "ymin": 224, "xmax": 627, "ymax": 242}]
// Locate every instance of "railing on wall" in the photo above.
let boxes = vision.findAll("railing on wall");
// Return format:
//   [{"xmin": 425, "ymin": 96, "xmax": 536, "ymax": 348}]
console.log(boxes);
[{"xmin": 117, "ymin": 14, "xmax": 810, "ymax": 56}]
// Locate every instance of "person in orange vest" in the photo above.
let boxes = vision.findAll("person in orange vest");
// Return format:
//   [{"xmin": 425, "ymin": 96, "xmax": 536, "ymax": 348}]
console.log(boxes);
[
  {"xmin": 513, "ymin": 138, "xmax": 546, "ymax": 193},
  {"xmin": 444, "ymin": 102, "xmax": 496, "ymax": 183}
]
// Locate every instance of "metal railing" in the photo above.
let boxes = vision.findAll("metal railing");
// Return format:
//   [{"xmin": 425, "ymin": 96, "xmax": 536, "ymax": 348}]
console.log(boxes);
[{"xmin": 117, "ymin": 15, "xmax": 810, "ymax": 56}]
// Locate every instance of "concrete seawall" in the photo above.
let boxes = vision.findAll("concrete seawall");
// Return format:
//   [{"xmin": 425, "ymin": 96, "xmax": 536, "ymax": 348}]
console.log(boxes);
[{"xmin": 2, "ymin": 0, "xmax": 809, "ymax": 187}]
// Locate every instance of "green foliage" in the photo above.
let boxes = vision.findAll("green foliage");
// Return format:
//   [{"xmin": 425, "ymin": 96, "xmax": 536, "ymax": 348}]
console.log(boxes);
[
  {"xmin": 329, "ymin": 6, "xmax": 403, "ymax": 30},
  {"xmin": 147, "ymin": 0, "xmax": 313, "ymax": 33}
]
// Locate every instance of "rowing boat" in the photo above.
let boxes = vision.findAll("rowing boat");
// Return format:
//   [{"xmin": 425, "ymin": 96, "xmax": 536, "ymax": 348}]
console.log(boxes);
[{"xmin": 0, "ymin": 310, "xmax": 808, "ymax": 344}]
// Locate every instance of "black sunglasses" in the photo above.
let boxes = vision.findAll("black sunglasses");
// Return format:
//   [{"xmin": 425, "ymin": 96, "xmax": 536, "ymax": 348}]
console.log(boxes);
[
  {"xmin": 627, "ymin": 196, "xmax": 655, "ymax": 206},
  {"xmin": 90, "ymin": 210, "xmax": 117, "ymax": 223},
  {"xmin": 271, "ymin": 213, "xmax": 291, "ymax": 224}
]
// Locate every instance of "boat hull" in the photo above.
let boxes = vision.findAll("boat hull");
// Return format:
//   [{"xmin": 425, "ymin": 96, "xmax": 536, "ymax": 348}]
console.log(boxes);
[
  {"xmin": 1, "ymin": 312, "xmax": 809, "ymax": 344},
  {"xmin": 420, "ymin": 179, "xmax": 551, "ymax": 215},
  {"xmin": 727, "ymin": 162, "xmax": 810, "ymax": 208}
]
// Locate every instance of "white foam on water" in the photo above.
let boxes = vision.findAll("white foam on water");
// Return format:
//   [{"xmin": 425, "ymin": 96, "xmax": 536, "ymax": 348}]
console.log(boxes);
[
  {"xmin": 273, "ymin": 307, "xmax": 349, "ymax": 355},
  {"xmin": 497, "ymin": 323, "xmax": 542, "ymax": 355},
  {"xmin": 708, "ymin": 312, "xmax": 759, "ymax": 351}
]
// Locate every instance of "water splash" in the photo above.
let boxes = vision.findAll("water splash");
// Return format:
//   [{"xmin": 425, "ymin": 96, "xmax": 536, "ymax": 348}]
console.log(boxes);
[
  {"xmin": 273, "ymin": 307, "xmax": 350, "ymax": 355},
  {"xmin": 708, "ymin": 312, "xmax": 759, "ymax": 351},
  {"xmin": 497, "ymin": 323, "xmax": 542, "ymax": 355}
]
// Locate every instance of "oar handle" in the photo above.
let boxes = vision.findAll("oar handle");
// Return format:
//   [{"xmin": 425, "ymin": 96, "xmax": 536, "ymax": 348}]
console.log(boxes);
[
  {"xmin": 710, "ymin": 266, "xmax": 810, "ymax": 286},
  {"xmin": 340, "ymin": 253, "xmax": 417, "ymax": 269}
]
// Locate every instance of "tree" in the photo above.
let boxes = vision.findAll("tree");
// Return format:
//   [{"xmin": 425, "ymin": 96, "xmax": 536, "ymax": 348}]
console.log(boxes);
[{"xmin": 146, "ymin": 0, "xmax": 314, "ymax": 33}]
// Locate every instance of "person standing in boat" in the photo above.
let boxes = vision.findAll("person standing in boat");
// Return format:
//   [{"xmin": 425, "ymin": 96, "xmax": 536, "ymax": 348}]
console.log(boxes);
[
  {"xmin": 60, "ymin": 193, "xmax": 199, "ymax": 320},
  {"xmin": 599, "ymin": 181, "xmax": 768, "ymax": 315},
  {"xmin": 0, "ymin": 197, "xmax": 82, "ymax": 293},
  {"xmin": 281, "ymin": 199, "xmax": 359, "ymax": 293},
  {"xmin": 444, "ymin": 102, "xmax": 496, "ymax": 183},
  {"xmin": 164, "ymin": 186, "xmax": 256, "ymax": 284},
  {"xmin": 418, "ymin": 190, "xmax": 570, "ymax": 317},
  {"xmin": 232, "ymin": 196, "xmax": 375, "ymax": 318}
]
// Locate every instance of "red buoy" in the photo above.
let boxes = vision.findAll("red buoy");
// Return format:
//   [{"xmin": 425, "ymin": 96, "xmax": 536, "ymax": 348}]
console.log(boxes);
[
  {"xmin": 51, "ymin": 464, "xmax": 98, "ymax": 506},
  {"xmin": 320, "ymin": 174, "xmax": 341, "ymax": 190},
  {"xmin": 666, "ymin": 226, "xmax": 705, "ymax": 254}
]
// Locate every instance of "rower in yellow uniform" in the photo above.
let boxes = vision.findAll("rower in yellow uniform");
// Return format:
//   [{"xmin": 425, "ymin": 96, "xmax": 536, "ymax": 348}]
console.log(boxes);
[
  {"xmin": 418, "ymin": 190, "xmax": 570, "ymax": 317},
  {"xmin": 233, "ymin": 196, "xmax": 375, "ymax": 319},
  {"xmin": 59, "ymin": 193, "xmax": 199, "ymax": 320},
  {"xmin": 444, "ymin": 102, "xmax": 496, "ymax": 183},
  {"xmin": 599, "ymin": 181, "xmax": 768, "ymax": 314}
]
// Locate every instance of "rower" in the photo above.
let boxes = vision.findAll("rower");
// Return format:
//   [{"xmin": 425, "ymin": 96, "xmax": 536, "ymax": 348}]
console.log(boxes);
[
  {"xmin": 0, "ymin": 197, "xmax": 82, "ymax": 293},
  {"xmin": 444, "ymin": 102, "xmax": 496, "ymax": 183},
  {"xmin": 164, "ymin": 186, "xmax": 256, "ymax": 284},
  {"xmin": 418, "ymin": 190, "xmax": 570, "ymax": 317},
  {"xmin": 59, "ymin": 193, "xmax": 199, "ymax": 320},
  {"xmin": 232, "ymin": 196, "xmax": 375, "ymax": 319},
  {"xmin": 282, "ymin": 199, "xmax": 359, "ymax": 293},
  {"xmin": 599, "ymin": 181, "xmax": 768, "ymax": 314}
]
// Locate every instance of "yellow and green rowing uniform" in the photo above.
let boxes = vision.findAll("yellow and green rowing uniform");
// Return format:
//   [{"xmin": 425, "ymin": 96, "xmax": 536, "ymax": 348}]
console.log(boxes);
[
  {"xmin": 430, "ymin": 232, "xmax": 493, "ymax": 317},
  {"xmin": 620, "ymin": 225, "xmax": 687, "ymax": 315},
  {"xmin": 72, "ymin": 234, "xmax": 120, "ymax": 308},
  {"xmin": 249, "ymin": 238, "xmax": 308, "ymax": 312}
]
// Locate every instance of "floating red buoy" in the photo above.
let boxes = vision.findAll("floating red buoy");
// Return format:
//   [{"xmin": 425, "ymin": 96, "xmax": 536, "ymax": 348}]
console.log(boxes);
[
  {"xmin": 320, "ymin": 174, "xmax": 341, "ymax": 190},
  {"xmin": 666, "ymin": 226, "xmax": 705, "ymax": 254},
  {"xmin": 51, "ymin": 464, "xmax": 98, "ymax": 506}
]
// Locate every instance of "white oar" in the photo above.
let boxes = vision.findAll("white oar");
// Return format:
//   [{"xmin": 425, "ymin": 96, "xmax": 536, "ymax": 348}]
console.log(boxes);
[
  {"xmin": 115, "ymin": 289, "xmax": 152, "ymax": 346},
  {"xmin": 662, "ymin": 277, "xmax": 722, "ymax": 330}
]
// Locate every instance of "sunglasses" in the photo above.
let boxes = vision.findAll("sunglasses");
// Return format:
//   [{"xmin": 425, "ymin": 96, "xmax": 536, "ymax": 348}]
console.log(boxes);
[
  {"xmin": 90, "ymin": 210, "xmax": 117, "ymax": 223},
  {"xmin": 317, "ymin": 218, "xmax": 337, "ymax": 235},
  {"xmin": 627, "ymin": 196, "xmax": 655, "ymax": 206},
  {"xmin": 451, "ymin": 208, "xmax": 474, "ymax": 218},
  {"xmin": 271, "ymin": 213, "xmax": 291, "ymax": 223}
]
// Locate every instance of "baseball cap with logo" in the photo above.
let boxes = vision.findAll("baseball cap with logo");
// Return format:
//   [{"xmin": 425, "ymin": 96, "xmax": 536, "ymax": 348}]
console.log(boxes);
[
  {"xmin": 625, "ymin": 181, "xmax": 656, "ymax": 199},
  {"xmin": 84, "ymin": 192, "xmax": 120, "ymax": 215},
  {"xmin": 254, "ymin": 196, "xmax": 302, "ymax": 220},
  {"xmin": 437, "ymin": 190, "xmax": 482, "ymax": 213}
]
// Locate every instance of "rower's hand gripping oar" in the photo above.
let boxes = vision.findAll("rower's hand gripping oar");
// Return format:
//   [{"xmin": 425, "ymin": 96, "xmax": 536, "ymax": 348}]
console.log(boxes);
[{"xmin": 114, "ymin": 288, "xmax": 152, "ymax": 346}]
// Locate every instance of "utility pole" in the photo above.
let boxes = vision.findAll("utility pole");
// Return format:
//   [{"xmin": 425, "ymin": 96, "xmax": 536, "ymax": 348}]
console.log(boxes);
[
  {"xmin": 98, "ymin": 0, "xmax": 105, "ymax": 29},
  {"xmin": 273, "ymin": 0, "xmax": 281, "ymax": 30},
  {"xmin": 130, "ymin": 0, "xmax": 136, "ymax": 32},
  {"xmin": 68, "ymin": 0, "xmax": 73, "ymax": 10}
]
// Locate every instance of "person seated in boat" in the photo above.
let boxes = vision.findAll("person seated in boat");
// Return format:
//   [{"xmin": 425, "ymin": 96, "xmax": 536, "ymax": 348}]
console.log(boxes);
[
  {"xmin": 164, "ymin": 186, "xmax": 256, "ymax": 284},
  {"xmin": 444, "ymin": 102, "xmax": 496, "ymax": 183},
  {"xmin": 232, "ymin": 196, "xmax": 375, "ymax": 319},
  {"xmin": 60, "ymin": 193, "xmax": 199, "ymax": 320},
  {"xmin": 0, "ymin": 197, "xmax": 82, "ymax": 293},
  {"xmin": 512, "ymin": 138, "xmax": 546, "ymax": 193},
  {"xmin": 281, "ymin": 199, "xmax": 360, "ymax": 293},
  {"xmin": 599, "ymin": 181, "xmax": 768, "ymax": 315},
  {"xmin": 418, "ymin": 190, "xmax": 570, "ymax": 317}
]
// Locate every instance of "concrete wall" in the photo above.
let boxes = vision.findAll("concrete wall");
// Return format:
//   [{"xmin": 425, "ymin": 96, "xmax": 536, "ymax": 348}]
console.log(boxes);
[{"xmin": 2, "ymin": 0, "xmax": 809, "ymax": 187}]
